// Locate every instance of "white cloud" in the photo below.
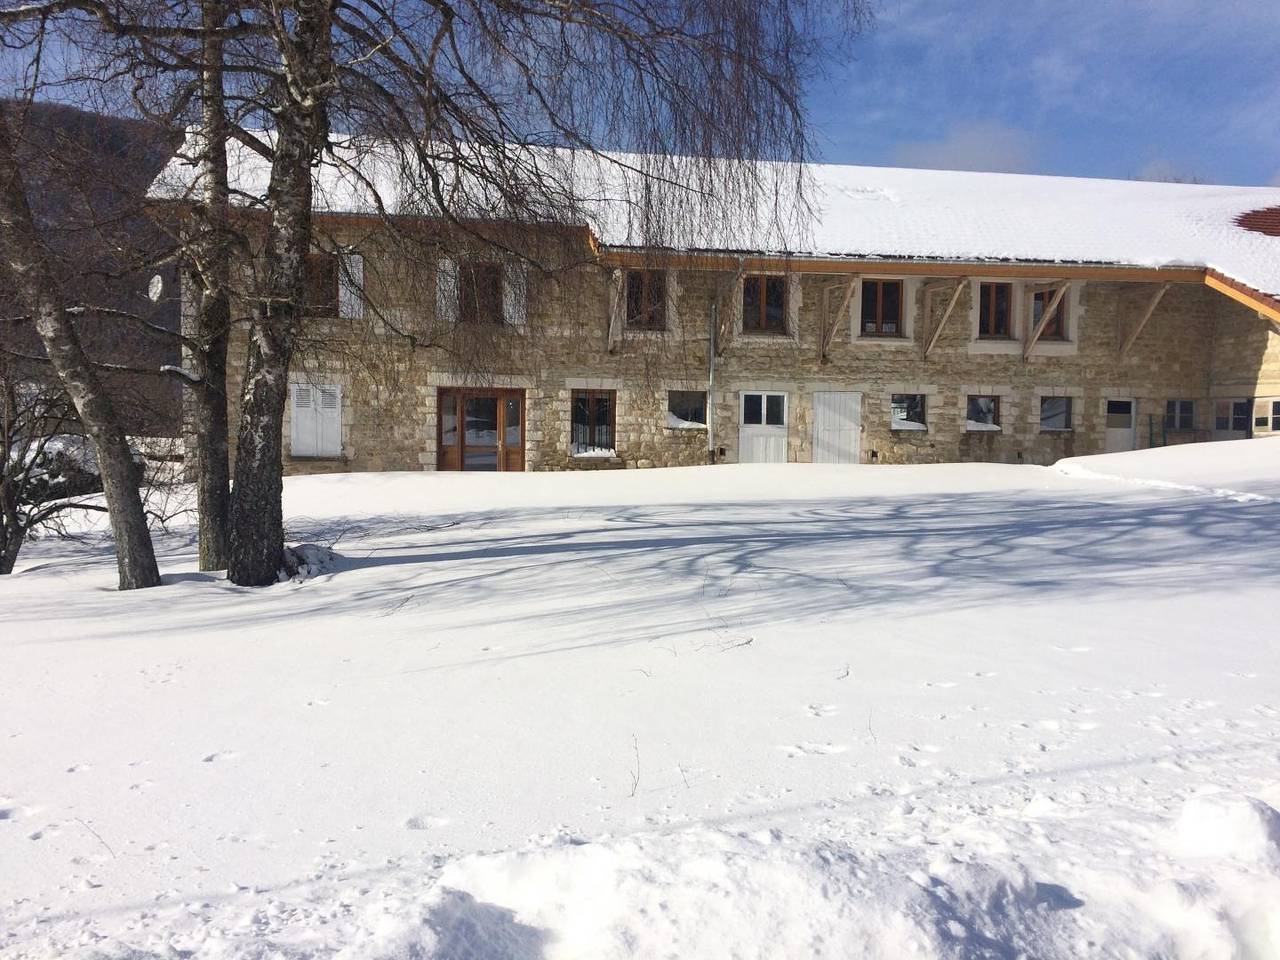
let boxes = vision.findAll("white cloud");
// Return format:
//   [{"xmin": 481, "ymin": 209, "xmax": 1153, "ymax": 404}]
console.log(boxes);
[{"xmin": 890, "ymin": 121, "xmax": 1038, "ymax": 174}]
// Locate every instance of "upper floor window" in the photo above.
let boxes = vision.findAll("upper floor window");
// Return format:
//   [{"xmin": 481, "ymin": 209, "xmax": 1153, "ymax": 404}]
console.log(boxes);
[
  {"xmin": 978, "ymin": 282, "xmax": 1012, "ymax": 339},
  {"xmin": 742, "ymin": 275, "xmax": 787, "ymax": 335},
  {"xmin": 1165, "ymin": 400, "xmax": 1195, "ymax": 432},
  {"xmin": 304, "ymin": 252, "xmax": 338, "ymax": 317},
  {"xmin": 861, "ymin": 279, "xmax": 903, "ymax": 337},
  {"xmin": 626, "ymin": 270, "xmax": 666, "ymax": 330},
  {"xmin": 1032, "ymin": 289, "xmax": 1066, "ymax": 340},
  {"xmin": 458, "ymin": 260, "xmax": 504, "ymax": 324}
]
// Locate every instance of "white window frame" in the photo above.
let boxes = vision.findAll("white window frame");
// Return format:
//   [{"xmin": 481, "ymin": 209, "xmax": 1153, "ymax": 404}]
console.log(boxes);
[{"xmin": 740, "ymin": 390, "xmax": 788, "ymax": 427}]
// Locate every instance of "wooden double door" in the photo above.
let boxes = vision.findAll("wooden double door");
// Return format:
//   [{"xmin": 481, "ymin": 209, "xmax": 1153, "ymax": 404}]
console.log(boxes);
[{"xmin": 438, "ymin": 388, "xmax": 525, "ymax": 471}]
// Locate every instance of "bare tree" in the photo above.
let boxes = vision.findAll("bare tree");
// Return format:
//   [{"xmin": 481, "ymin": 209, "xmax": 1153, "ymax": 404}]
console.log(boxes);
[{"xmin": 0, "ymin": 102, "xmax": 161, "ymax": 588}]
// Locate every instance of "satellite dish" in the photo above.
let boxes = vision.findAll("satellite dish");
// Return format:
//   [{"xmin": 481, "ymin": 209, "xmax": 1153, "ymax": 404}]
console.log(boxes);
[{"xmin": 147, "ymin": 273, "xmax": 164, "ymax": 302}]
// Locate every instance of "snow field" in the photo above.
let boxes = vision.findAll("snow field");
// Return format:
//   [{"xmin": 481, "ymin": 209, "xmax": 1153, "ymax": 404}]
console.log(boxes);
[{"xmin": 2, "ymin": 444, "xmax": 1279, "ymax": 958}]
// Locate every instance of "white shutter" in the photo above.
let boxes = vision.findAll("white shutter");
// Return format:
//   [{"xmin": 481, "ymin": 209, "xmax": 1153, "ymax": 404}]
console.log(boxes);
[
  {"xmin": 503, "ymin": 260, "xmax": 528, "ymax": 327},
  {"xmin": 787, "ymin": 273, "xmax": 803, "ymax": 338},
  {"xmin": 317, "ymin": 385, "xmax": 342, "ymax": 457},
  {"xmin": 435, "ymin": 258, "xmax": 458, "ymax": 325},
  {"xmin": 665, "ymin": 269, "xmax": 680, "ymax": 329},
  {"xmin": 338, "ymin": 251, "xmax": 364, "ymax": 319},
  {"xmin": 291, "ymin": 383, "xmax": 317, "ymax": 457}
]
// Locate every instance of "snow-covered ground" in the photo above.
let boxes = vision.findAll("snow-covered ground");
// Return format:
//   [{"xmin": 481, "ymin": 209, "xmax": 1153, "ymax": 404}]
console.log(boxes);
[{"xmin": 3, "ymin": 442, "xmax": 1280, "ymax": 959}]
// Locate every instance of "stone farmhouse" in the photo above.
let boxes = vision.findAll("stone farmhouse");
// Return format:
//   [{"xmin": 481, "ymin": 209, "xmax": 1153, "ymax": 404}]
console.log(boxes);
[{"xmin": 155, "ymin": 147, "xmax": 1280, "ymax": 474}]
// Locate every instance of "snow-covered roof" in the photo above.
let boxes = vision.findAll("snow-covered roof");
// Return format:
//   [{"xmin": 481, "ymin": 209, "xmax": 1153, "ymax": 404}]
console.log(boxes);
[{"xmin": 150, "ymin": 134, "xmax": 1280, "ymax": 303}]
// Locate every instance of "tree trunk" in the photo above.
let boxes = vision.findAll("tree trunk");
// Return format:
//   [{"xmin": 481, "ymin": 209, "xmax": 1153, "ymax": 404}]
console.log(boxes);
[
  {"xmin": 0, "ymin": 107, "xmax": 161, "ymax": 590},
  {"xmin": 186, "ymin": 0, "xmax": 232, "ymax": 572},
  {"xmin": 226, "ymin": 0, "xmax": 332, "ymax": 587}
]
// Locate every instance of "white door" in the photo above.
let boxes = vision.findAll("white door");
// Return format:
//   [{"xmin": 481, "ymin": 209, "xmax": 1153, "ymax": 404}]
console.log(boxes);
[
  {"xmin": 739, "ymin": 391, "xmax": 788, "ymax": 463},
  {"xmin": 812, "ymin": 391, "xmax": 862, "ymax": 463},
  {"xmin": 1104, "ymin": 398, "xmax": 1136, "ymax": 453}
]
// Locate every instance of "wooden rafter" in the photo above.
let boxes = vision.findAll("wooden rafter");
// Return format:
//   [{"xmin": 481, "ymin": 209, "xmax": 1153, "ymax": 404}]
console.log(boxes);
[
  {"xmin": 714, "ymin": 263, "xmax": 744, "ymax": 356},
  {"xmin": 820, "ymin": 276, "xmax": 858, "ymax": 363},
  {"xmin": 1119, "ymin": 283, "xmax": 1170, "ymax": 357},
  {"xmin": 923, "ymin": 278, "xmax": 966, "ymax": 359},
  {"xmin": 1022, "ymin": 280, "xmax": 1070, "ymax": 361}
]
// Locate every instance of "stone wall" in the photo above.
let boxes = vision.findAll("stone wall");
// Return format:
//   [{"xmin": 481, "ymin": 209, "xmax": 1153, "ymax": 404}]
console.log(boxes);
[{"xmin": 221, "ymin": 225, "xmax": 1280, "ymax": 474}]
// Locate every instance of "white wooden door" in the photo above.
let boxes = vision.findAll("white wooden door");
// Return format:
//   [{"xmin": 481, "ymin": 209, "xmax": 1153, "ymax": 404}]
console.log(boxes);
[
  {"xmin": 739, "ymin": 391, "xmax": 788, "ymax": 463},
  {"xmin": 812, "ymin": 391, "xmax": 861, "ymax": 463},
  {"xmin": 1104, "ymin": 398, "xmax": 1136, "ymax": 453}
]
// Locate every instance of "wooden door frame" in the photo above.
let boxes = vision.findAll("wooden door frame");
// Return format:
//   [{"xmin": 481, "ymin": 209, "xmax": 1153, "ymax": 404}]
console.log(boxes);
[{"xmin": 437, "ymin": 387, "xmax": 526, "ymax": 471}]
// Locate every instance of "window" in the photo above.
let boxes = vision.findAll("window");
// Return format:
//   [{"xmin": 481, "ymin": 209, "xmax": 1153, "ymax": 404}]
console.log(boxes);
[
  {"xmin": 303, "ymin": 252, "xmax": 338, "ymax": 316},
  {"xmin": 861, "ymin": 279, "xmax": 904, "ymax": 337},
  {"xmin": 966, "ymin": 395, "xmax": 1000, "ymax": 431},
  {"xmin": 891, "ymin": 394, "xmax": 926, "ymax": 431},
  {"xmin": 458, "ymin": 260, "xmax": 504, "ymax": 324},
  {"xmin": 742, "ymin": 391, "xmax": 785, "ymax": 426},
  {"xmin": 625, "ymin": 270, "xmax": 666, "ymax": 330},
  {"xmin": 571, "ymin": 389, "xmax": 615, "ymax": 454},
  {"xmin": 978, "ymin": 283, "xmax": 1012, "ymax": 339},
  {"xmin": 290, "ymin": 382, "xmax": 342, "ymax": 458},
  {"xmin": 742, "ymin": 275, "xmax": 787, "ymax": 334},
  {"xmin": 1165, "ymin": 400, "xmax": 1195, "ymax": 432},
  {"xmin": 667, "ymin": 390, "xmax": 707, "ymax": 428},
  {"xmin": 1040, "ymin": 396, "xmax": 1073, "ymax": 431},
  {"xmin": 1032, "ymin": 289, "xmax": 1066, "ymax": 340},
  {"xmin": 1214, "ymin": 400, "xmax": 1251, "ymax": 432}
]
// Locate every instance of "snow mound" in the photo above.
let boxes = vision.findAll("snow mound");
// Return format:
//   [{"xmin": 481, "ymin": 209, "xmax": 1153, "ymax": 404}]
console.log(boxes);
[
  {"xmin": 278, "ymin": 542, "xmax": 338, "ymax": 582},
  {"xmin": 1173, "ymin": 793, "xmax": 1280, "ymax": 863},
  {"xmin": 1056, "ymin": 439, "xmax": 1280, "ymax": 502}
]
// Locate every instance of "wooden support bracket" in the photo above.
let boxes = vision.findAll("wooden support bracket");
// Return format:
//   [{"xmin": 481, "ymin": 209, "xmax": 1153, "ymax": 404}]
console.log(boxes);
[
  {"xmin": 923, "ymin": 278, "xmax": 966, "ymax": 359},
  {"xmin": 1022, "ymin": 280, "xmax": 1070, "ymax": 361},
  {"xmin": 1119, "ymin": 283, "xmax": 1170, "ymax": 358},
  {"xmin": 820, "ymin": 276, "xmax": 858, "ymax": 363}
]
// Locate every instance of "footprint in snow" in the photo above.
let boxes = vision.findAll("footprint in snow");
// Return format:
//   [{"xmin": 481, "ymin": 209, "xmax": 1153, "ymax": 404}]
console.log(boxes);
[
  {"xmin": 781, "ymin": 742, "xmax": 848, "ymax": 758},
  {"xmin": 923, "ymin": 681, "xmax": 957, "ymax": 689},
  {"xmin": 201, "ymin": 752, "xmax": 239, "ymax": 763},
  {"xmin": 404, "ymin": 815, "xmax": 450, "ymax": 831},
  {"xmin": 806, "ymin": 704, "xmax": 839, "ymax": 718},
  {"xmin": 65, "ymin": 764, "xmax": 91, "ymax": 774}
]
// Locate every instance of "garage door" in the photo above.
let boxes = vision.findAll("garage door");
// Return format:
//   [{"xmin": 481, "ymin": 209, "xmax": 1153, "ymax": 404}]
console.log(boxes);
[{"xmin": 812, "ymin": 391, "xmax": 861, "ymax": 463}]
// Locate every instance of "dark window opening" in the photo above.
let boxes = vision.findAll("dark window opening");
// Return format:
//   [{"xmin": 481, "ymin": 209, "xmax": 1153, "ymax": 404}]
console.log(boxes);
[
  {"xmin": 1032, "ymin": 289, "xmax": 1067, "ymax": 340},
  {"xmin": 891, "ymin": 393, "xmax": 926, "ymax": 430},
  {"xmin": 667, "ymin": 390, "xmax": 706, "ymax": 426},
  {"xmin": 966, "ymin": 395, "xmax": 1000, "ymax": 428},
  {"xmin": 1040, "ymin": 396, "xmax": 1073, "ymax": 431},
  {"xmin": 458, "ymin": 260, "xmax": 504, "ymax": 324},
  {"xmin": 1215, "ymin": 400, "xmax": 1251, "ymax": 432},
  {"xmin": 572, "ymin": 389, "xmax": 615, "ymax": 453},
  {"xmin": 742, "ymin": 275, "xmax": 788, "ymax": 334},
  {"xmin": 304, "ymin": 252, "xmax": 339, "ymax": 316},
  {"xmin": 1165, "ymin": 399, "xmax": 1195, "ymax": 431},
  {"xmin": 978, "ymin": 282, "xmax": 1012, "ymax": 338},
  {"xmin": 626, "ymin": 270, "xmax": 667, "ymax": 330},
  {"xmin": 862, "ymin": 279, "xmax": 904, "ymax": 336}
]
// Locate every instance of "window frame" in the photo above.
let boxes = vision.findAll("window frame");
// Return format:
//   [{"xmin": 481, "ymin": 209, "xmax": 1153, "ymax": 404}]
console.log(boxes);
[
  {"xmin": 741, "ymin": 274, "xmax": 789, "ymax": 336},
  {"xmin": 303, "ymin": 252, "xmax": 339, "ymax": 317},
  {"xmin": 890, "ymin": 393, "xmax": 927, "ymax": 431},
  {"xmin": 667, "ymin": 389, "xmax": 707, "ymax": 428},
  {"xmin": 860, "ymin": 278, "xmax": 905, "ymax": 338},
  {"xmin": 1214, "ymin": 399, "xmax": 1251, "ymax": 433},
  {"xmin": 1164, "ymin": 399, "xmax": 1195, "ymax": 432},
  {"xmin": 457, "ymin": 259, "xmax": 505, "ymax": 325},
  {"xmin": 571, "ymin": 389, "xmax": 617, "ymax": 454},
  {"xmin": 1032, "ymin": 289, "xmax": 1068, "ymax": 341},
  {"xmin": 977, "ymin": 282, "xmax": 1013, "ymax": 339},
  {"xmin": 965, "ymin": 394, "xmax": 1001, "ymax": 431},
  {"xmin": 1039, "ymin": 396, "xmax": 1074, "ymax": 432},
  {"xmin": 740, "ymin": 390, "xmax": 787, "ymax": 427},
  {"xmin": 625, "ymin": 269, "xmax": 667, "ymax": 331}
]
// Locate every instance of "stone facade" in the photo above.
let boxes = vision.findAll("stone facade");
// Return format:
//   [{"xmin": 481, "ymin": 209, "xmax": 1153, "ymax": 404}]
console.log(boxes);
[{"xmin": 221, "ymin": 225, "xmax": 1280, "ymax": 474}]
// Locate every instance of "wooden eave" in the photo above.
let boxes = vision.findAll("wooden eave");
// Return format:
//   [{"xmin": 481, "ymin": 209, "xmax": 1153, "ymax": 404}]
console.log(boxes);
[
  {"xmin": 1204, "ymin": 269, "xmax": 1280, "ymax": 324},
  {"xmin": 596, "ymin": 247, "xmax": 1206, "ymax": 283}
]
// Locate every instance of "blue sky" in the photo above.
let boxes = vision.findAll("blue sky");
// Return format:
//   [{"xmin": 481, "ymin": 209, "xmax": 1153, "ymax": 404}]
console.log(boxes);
[{"xmin": 806, "ymin": 0, "xmax": 1280, "ymax": 185}]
